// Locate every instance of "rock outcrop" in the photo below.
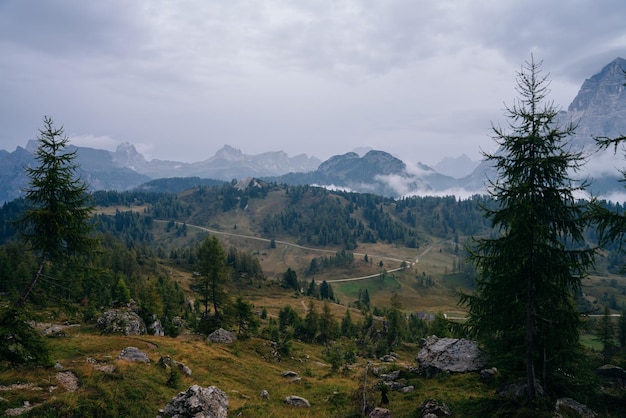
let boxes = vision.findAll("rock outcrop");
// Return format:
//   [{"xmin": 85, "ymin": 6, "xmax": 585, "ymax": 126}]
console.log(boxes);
[
  {"xmin": 595, "ymin": 364, "xmax": 626, "ymax": 385},
  {"xmin": 555, "ymin": 397, "xmax": 598, "ymax": 418},
  {"xmin": 369, "ymin": 407, "xmax": 392, "ymax": 417},
  {"xmin": 418, "ymin": 398, "xmax": 452, "ymax": 417},
  {"xmin": 416, "ymin": 336, "xmax": 486, "ymax": 377},
  {"xmin": 56, "ymin": 371, "xmax": 79, "ymax": 392},
  {"xmin": 117, "ymin": 347, "xmax": 150, "ymax": 363},
  {"xmin": 284, "ymin": 395, "xmax": 311, "ymax": 407},
  {"xmin": 149, "ymin": 315, "xmax": 165, "ymax": 336},
  {"xmin": 158, "ymin": 355, "xmax": 192, "ymax": 376},
  {"xmin": 157, "ymin": 385, "xmax": 228, "ymax": 418},
  {"xmin": 479, "ymin": 367, "xmax": 498, "ymax": 383},
  {"xmin": 96, "ymin": 309, "xmax": 147, "ymax": 336},
  {"xmin": 207, "ymin": 328, "xmax": 236, "ymax": 344},
  {"xmin": 566, "ymin": 57, "xmax": 626, "ymax": 145}
]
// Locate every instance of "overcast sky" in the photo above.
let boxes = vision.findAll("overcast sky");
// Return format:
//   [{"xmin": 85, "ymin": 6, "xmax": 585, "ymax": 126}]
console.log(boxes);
[{"xmin": 1, "ymin": 0, "xmax": 625, "ymax": 167}]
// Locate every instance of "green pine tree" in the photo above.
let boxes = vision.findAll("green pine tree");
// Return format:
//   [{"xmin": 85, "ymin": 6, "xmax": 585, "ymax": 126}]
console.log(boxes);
[
  {"xmin": 461, "ymin": 57, "xmax": 595, "ymax": 400},
  {"xmin": 233, "ymin": 296, "xmax": 259, "ymax": 337},
  {"xmin": 191, "ymin": 235, "xmax": 230, "ymax": 325},
  {"xmin": 15, "ymin": 116, "xmax": 96, "ymax": 306}
]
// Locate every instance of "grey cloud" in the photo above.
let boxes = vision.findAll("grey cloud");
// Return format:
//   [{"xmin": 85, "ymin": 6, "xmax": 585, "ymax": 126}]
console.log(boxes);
[
  {"xmin": 0, "ymin": 0, "xmax": 144, "ymax": 57},
  {"xmin": 1, "ymin": 0, "xmax": 625, "ymax": 168}
]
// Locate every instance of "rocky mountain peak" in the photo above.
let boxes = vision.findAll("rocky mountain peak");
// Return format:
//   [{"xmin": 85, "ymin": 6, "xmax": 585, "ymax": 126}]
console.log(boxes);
[
  {"xmin": 561, "ymin": 57, "xmax": 626, "ymax": 147},
  {"xmin": 112, "ymin": 142, "xmax": 146, "ymax": 168},
  {"xmin": 213, "ymin": 145, "xmax": 245, "ymax": 161},
  {"xmin": 568, "ymin": 57, "xmax": 626, "ymax": 114},
  {"xmin": 317, "ymin": 152, "xmax": 360, "ymax": 175},
  {"xmin": 361, "ymin": 150, "xmax": 406, "ymax": 175},
  {"xmin": 25, "ymin": 139, "xmax": 38, "ymax": 153}
]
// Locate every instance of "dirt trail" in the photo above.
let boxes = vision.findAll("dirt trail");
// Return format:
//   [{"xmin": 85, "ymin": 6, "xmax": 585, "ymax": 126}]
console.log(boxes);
[{"xmin": 157, "ymin": 220, "xmax": 430, "ymax": 284}]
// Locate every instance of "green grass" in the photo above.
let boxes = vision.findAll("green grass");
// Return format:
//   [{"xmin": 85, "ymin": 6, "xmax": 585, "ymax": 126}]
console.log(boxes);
[
  {"xmin": 580, "ymin": 332, "xmax": 604, "ymax": 351},
  {"xmin": 334, "ymin": 273, "xmax": 402, "ymax": 300},
  {"xmin": 0, "ymin": 327, "xmax": 518, "ymax": 418}
]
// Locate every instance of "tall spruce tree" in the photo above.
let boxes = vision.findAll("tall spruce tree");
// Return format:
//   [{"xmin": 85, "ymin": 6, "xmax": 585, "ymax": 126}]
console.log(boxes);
[
  {"xmin": 461, "ymin": 57, "xmax": 595, "ymax": 400},
  {"xmin": 191, "ymin": 235, "xmax": 230, "ymax": 323},
  {"xmin": 16, "ymin": 116, "xmax": 96, "ymax": 306}
]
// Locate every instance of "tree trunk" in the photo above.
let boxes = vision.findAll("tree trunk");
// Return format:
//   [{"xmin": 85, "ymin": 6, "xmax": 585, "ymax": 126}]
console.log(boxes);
[
  {"xmin": 211, "ymin": 277, "xmax": 220, "ymax": 319},
  {"xmin": 526, "ymin": 273, "xmax": 536, "ymax": 401},
  {"xmin": 16, "ymin": 259, "xmax": 45, "ymax": 307}
]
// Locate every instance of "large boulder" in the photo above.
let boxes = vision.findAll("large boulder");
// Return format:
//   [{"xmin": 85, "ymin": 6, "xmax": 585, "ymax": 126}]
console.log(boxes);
[
  {"xmin": 555, "ymin": 397, "xmax": 598, "ymax": 418},
  {"xmin": 284, "ymin": 395, "xmax": 311, "ymax": 407},
  {"xmin": 416, "ymin": 336, "xmax": 487, "ymax": 377},
  {"xmin": 158, "ymin": 355, "xmax": 192, "ymax": 377},
  {"xmin": 419, "ymin": 398, "xmax": 451, "ymax": 417},
  {"xmin": 157, "ymin": 385, "xmax": 228, "ymax": 418},
  {"xmin": 149, "ymin": 315, "xmax": 165, "ymax": 336},
  {"xmin": 118, "ymin": 347, "xmax": 150, "ymax": 363},
  {"xmin": 96, "ymin": 309, "xmax": 147, "ymax": 335},
  {"xmin": 369, "ymin": 407, "xmax": 392, "ymax": 418},
  {"xmin": 595, "ymin": 364, "xmax": 626, "ymax": 385},
  {"xmin": 207, "ymin": 328, "xmax": 237, "ymax": 344}
]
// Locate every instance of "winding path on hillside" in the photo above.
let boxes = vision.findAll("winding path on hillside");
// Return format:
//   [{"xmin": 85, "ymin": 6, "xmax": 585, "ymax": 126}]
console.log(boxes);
[{"xmin": 156, "ymin": 220, "xmax": 432, "ymax": 283}]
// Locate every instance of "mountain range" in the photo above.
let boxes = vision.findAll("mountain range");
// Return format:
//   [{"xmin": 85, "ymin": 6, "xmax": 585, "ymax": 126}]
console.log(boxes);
[{"xmin": 1, "ymin": 57, "xmax": 626, "ymax": 203}]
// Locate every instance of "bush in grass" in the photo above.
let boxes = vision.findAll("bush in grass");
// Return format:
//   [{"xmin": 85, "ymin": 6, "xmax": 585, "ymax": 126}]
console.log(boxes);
[
  {"xmin": 166, "ymin": 368, "xmax": 182, "ymax": 388},
  {"xmin": 0, "ymin": 307, "xmax": 50, "ymax": 367}
]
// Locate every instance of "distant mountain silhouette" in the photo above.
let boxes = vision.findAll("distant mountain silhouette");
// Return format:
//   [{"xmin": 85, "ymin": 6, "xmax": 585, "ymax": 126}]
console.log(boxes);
[{"xmin": 2, "ymin": 58, "xmax": 626, "ymax": 202}]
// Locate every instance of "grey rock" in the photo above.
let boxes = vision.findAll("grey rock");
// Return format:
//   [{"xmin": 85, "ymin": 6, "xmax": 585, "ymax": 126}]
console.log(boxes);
[
  {"xmin": 416, "ymin": 335, "xmax": 486, "ymax": 377},
  {"xmin": 97, "ymin": 309, "xmax": 147, "ymax": 336},
  {"xmin": 385, "ymin": 381, "xmax": 406, "ymax": 391},
  {"xmin": 595, "ymin": 364, "xmax": 626, "ymax": 383},
  {"xmin": 87, "ymin": 357, "xmax": 116, "ymax": 373},
  {"xmin": 401, "ymin": 385, "xmax": 415, "ymax": 394},
  {"xmin": 419, "ymin": 398, "xmax": 451, "ymax": 417},
  {"xmin": 56, "ymin": 371, "xmax": 79, "ymax": 392},
  {"xmin": 282, "ymin": 370, "xmax": 299, "ymax": 378},
  {"xmin": 479, "ymin": 367, "xmax": 498, "ymax": 383},
  {"xmin": 179, "ymin": 364, "xmax": 192, "ymax": 377},
  {"xmin": 117, "ymin": 346, "xmax": 150, "ymax": 363},
  {"xmin": 157, "ymin": 385, "xmax": 228, "ymax": 418},
  {"xmin": 555, "ymin": 397, "xmax": 598, "ymax": 418},
  {"xmin": 158, "ymin": 355, "xmax": 192, "ymax": 376},
  {"xmin": 567, "ymin": 58, "xmax": 626, "ymax": 143},
  {"xmin": 149, "ymin": 316, "xmax": 165, "ymax": 337},
  {"xmin": 380, "ymin": 370, "xmax": 400, "ymax": 382},
  {"xmin": 369, "ymin": 407, "xmax": 392, "ymax": 417},
  {"xmin": 284, "ymin": 395, "xmax": 310, "ymax": 407},
  {"xmin": 3, "ymin": 401, "xmax": 34, "ymax": 417},
  {"xmin": 379, "ymin": 354, "xmax": 396, "ymax": 362},
  {"xmin": 207, "ymin": 328, "xmax": 236, "ymax": 344},
  {"xmin": 260, "ymin": 389, "xmax": 269, "ymax": 400}
]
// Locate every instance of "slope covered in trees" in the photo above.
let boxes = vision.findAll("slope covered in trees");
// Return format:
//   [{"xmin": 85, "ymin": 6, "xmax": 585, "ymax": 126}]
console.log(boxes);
[{"xmin": 1, "ymin": 161, "xmax": 626, "ymax": 415}]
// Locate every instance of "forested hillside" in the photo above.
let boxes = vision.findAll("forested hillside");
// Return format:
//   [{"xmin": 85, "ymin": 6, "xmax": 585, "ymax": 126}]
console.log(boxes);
[
  {"xmin": 2, "ymin": 181, "xmax": 626, "ymax": 310},
  {"xmin": 2, "ymin": 180, "xmax": 626, "ymax": 416}
]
